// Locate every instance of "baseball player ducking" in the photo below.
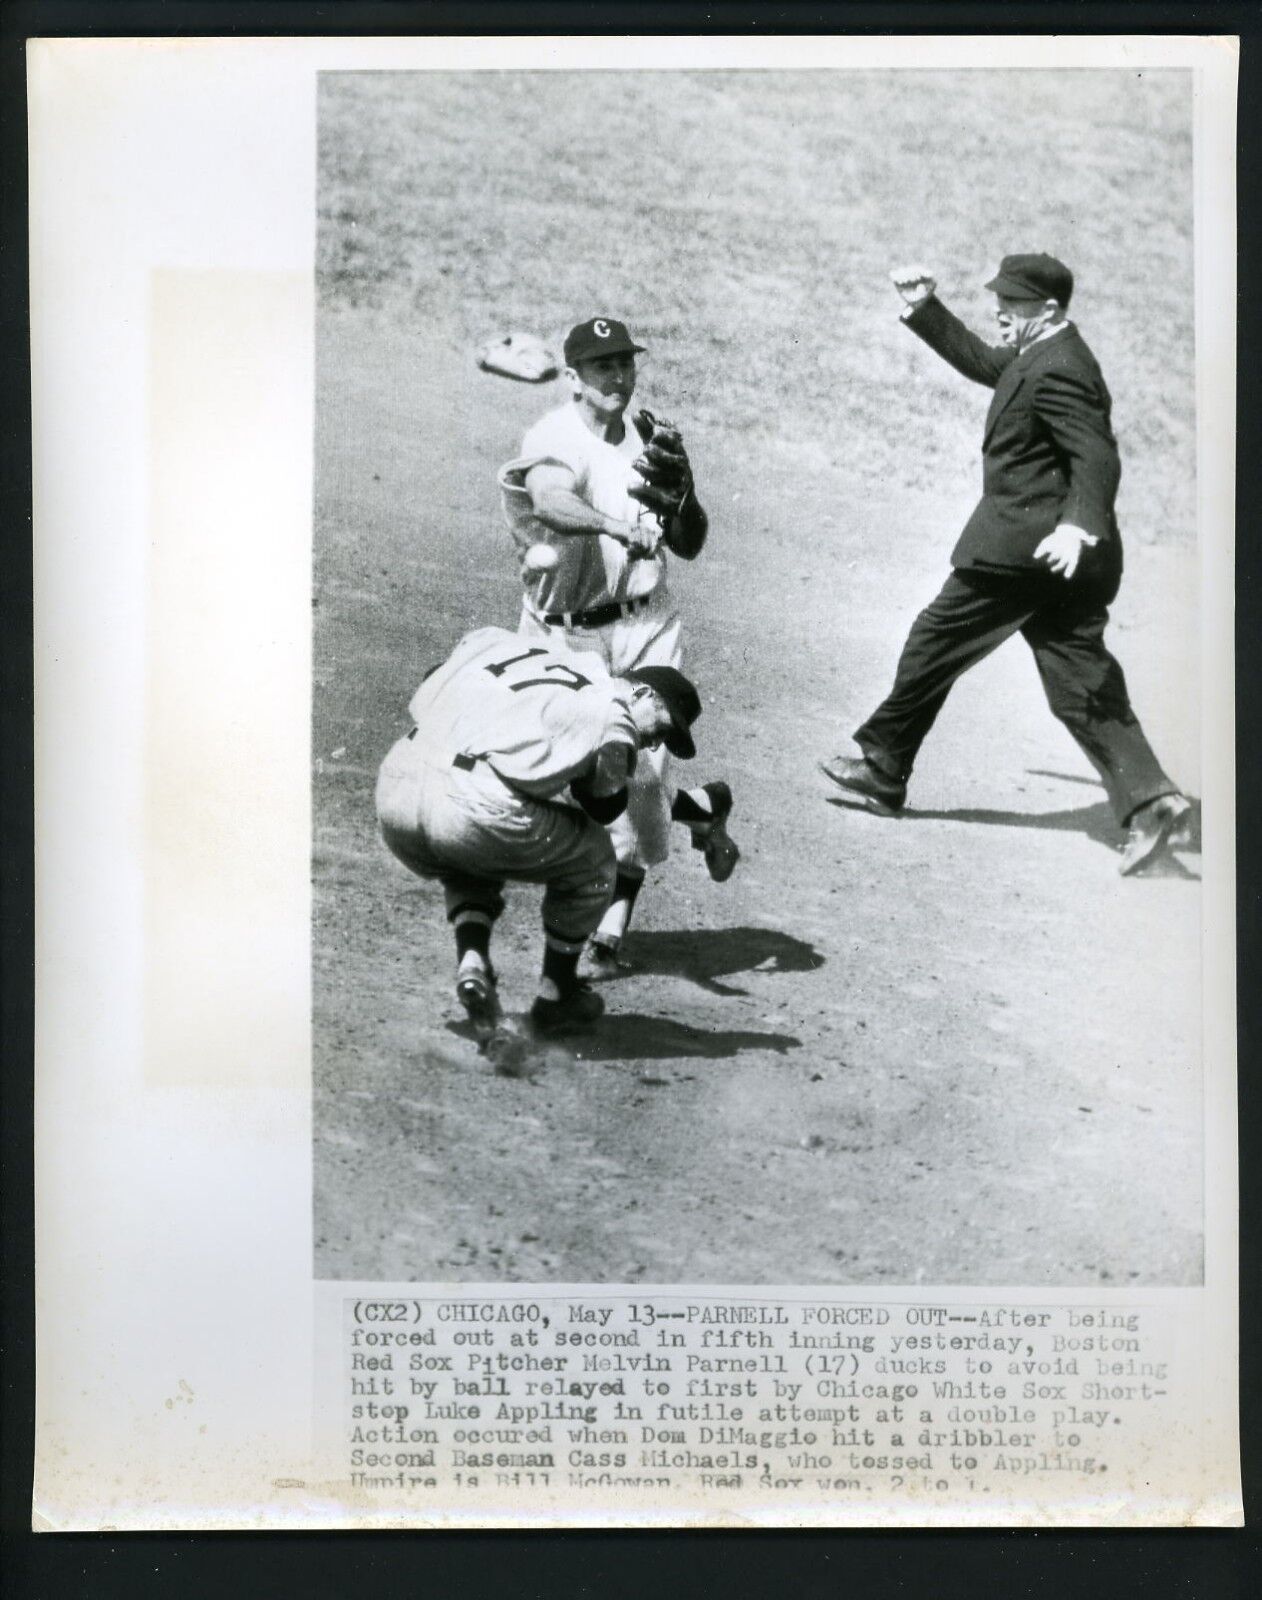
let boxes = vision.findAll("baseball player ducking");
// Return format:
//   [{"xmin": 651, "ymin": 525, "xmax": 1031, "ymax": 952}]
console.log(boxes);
[
  {"xmin": 498, "ymin": 316, "xmax": 739, "ymax": 977},
  {"xmin": 375, "ymin": 626, "xmax": 707, "ymax": 1035}
]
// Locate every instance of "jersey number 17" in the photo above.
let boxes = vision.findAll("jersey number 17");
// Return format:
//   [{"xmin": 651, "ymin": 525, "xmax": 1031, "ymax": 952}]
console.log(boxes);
[{"xmin": 484, "ymin": 647, "xmax": 592, "ymax": 693}]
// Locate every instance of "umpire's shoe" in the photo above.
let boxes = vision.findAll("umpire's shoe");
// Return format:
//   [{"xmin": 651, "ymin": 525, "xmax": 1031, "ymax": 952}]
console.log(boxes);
[
  {"xmin": 530, "ymin": 981, "xmax": 605, "ymax": 1034},
  {"xmin": 820, "ymin": 755, "xmax": 907, "ymax": 815},
  {"xmin": 1118, "ymin": 793, "xmax": 1193, "ymax": 876}
]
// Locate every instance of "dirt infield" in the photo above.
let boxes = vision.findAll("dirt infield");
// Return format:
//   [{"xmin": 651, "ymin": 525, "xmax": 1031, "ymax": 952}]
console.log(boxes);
[{"xmin": 313, "ymin": 71, "xmax": 1202, "ymax": 1286}]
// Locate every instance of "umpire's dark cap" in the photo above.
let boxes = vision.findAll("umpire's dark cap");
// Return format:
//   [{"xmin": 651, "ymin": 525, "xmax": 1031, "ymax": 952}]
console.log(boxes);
[
  {"xmin": 564, "ymin": 317, "xmax": 647, "ymax": 366},
  {"xmin": 985, "ymin": 253, "xmax": 1075, "ymax": 307},
  {"xmin": 626, "ymin": 665, "xmax": 700, "ymax": 759}
]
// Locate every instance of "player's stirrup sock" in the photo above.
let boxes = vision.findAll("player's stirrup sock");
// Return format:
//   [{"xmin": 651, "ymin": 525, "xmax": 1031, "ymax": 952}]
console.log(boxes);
[
  {"xmin": 539, "ymin": 929, "xmax": 585, "ymax": 1001},
  {"xmin": 591, "ymin": 868, "xmax": 645, "ymax": 950},
  {"xmin": 671, "ymin": 783, "xmax": 724, "ymax": 827},
  {"xmin": 450, "ymin": 905, "xmax": 494, "ymax": 966}
]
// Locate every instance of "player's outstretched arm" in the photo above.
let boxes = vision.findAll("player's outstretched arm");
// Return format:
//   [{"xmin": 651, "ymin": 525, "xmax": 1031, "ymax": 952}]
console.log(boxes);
[{"xmin": 525, "ymin": 462, "xmax": 656, "ymax": 554}]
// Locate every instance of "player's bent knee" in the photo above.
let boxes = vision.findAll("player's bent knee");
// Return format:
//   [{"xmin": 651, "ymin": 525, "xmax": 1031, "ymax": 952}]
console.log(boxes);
[
  {"xmin": 541, "ymin": 867, "xmax": 618, "ymax": 941},
  {"xmin": 545, "ymin": 825, "xmax": 616, "ymax": 897}
]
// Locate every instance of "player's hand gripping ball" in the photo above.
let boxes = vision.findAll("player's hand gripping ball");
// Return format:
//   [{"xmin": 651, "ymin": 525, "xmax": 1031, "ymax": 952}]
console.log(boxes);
[
  {"xmin": 522, "ymin": 542, "xmax": 560, "ymax": 575},
  {"xmin": 629, "ymin": 409, "xmax": 694, "ymax": 524}
]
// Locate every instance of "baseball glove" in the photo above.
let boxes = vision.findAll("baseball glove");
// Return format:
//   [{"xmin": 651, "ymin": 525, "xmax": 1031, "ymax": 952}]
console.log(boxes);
[
  {"xmin": 476, "ymin": 331, "xmax": 559, "ymax": 383},
  {"xmin": 629, "ymin": 409, "xmax": 695, "ymax": 524}
]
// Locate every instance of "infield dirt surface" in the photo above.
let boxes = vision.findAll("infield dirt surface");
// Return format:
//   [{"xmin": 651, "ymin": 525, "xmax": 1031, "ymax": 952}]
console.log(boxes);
[{"xmin": 313, "ymin": 70, "xmax": 1204, "ymax": 1287}]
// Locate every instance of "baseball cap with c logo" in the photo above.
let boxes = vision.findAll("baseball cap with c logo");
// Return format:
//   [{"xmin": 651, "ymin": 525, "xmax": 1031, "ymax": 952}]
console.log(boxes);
[{"xmin": 563, "ymin": 317, "xmax": 648, "ymax": 366}]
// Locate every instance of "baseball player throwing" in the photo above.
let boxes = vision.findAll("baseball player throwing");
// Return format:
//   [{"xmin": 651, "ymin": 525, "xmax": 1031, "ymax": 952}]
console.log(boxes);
[
  {"xmin": 374, "ymin": 625, "xmax": 705, "ymax": 1034},
  {"xmin": 498, "ymin": 315, "xmax": 739, "ymax": 976}
]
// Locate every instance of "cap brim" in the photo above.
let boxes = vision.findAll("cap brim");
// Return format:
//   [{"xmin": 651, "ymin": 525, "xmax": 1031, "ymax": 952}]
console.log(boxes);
[
  {"xmin": 566, "ymin": 342, "xmax": 647, "ymax": 364},
  {"xmin": 985, "ymin": 273, "xmax": 1038, "ymax": 298},
  {"xmin": 665, "ymin": 724, "xmax": 696, "ymax": 761}
]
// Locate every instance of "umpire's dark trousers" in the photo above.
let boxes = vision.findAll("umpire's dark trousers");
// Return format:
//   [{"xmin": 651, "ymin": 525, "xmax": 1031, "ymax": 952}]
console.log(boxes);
[{"xmin": 853, "ymin": 566, "xmax": 1177, "ymax": 825}]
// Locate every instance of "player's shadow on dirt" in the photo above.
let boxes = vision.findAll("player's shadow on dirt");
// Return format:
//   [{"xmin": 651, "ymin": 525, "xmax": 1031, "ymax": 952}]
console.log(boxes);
[
  {"xmin": 444, "ymin": 1015, "xmax": 802, "ymax": 1064},
  {"xmin": 624, "ymin": 926, "xmax": 826, "ymax": 997},
  {"xmin": 573, "ymin": 1014, "xmax": 802, "ymax": 1062}
]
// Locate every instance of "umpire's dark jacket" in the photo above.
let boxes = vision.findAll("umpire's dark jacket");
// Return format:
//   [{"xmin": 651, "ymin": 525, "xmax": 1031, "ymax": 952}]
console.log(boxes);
[{"xmin": 904, "ymin": 296, "xmax": 1122, "ymax": 577}]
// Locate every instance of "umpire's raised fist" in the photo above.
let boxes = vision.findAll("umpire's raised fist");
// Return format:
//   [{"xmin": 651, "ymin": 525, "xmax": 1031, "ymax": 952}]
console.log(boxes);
[{"xmin": 889, "ymin": 264, "xmax": 937, "ymax": 307}]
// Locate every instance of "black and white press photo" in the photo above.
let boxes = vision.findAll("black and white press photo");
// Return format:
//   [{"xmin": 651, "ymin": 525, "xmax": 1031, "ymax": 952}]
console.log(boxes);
[
  {"xmin": 312, "ymin": 65, "xmax": 1207, "ymax": 1289},
  {"xmin": 29, "ymin": 33, "xmax": 1239, "ymax": 1532}
]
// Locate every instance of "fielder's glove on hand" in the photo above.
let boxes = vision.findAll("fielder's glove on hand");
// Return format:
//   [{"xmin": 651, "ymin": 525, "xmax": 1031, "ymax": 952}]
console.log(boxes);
[{"xmin": 629, "ymin": 410, "xmax": 696, "ymax": 527}]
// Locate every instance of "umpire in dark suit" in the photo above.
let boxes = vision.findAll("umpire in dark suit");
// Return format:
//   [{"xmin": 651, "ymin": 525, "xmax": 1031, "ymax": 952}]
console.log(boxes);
[{"xmin": 822, "ymin": 253, "xmax": 1190, "ymax": 875}]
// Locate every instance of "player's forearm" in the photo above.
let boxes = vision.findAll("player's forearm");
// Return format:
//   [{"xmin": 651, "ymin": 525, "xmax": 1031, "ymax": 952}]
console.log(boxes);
[
  {"xmin": 531, "ymin": 486, "xmax": 637, "ymax": 541},
  {"xmin": 572, "ymin": 743, "xmax": 633, "ymax": 822},
  {"xmin": 570, "ymin": 777, "xmax": 629, "ymax": 823}
]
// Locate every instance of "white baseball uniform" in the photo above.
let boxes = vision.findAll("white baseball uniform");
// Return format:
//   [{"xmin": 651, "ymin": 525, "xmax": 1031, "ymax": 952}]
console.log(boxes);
[
  {"xmin": 374, "ymin": 627, "xmax": 637, "ymax": 942},
  {"xmin": 499, "ymin": 401, "xmax": 683, "ymax": 869}
]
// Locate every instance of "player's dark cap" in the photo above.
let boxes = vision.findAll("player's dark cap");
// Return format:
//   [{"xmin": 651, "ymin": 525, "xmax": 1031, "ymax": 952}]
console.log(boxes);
[
  {"xmin": 563, "ymin": 317, "xmax": 647, "ymax": 366},
  {"xmin": 985, "ymin": 253, "xmax": 1074, "ymax": 307},
  {"xmin": 626, "ymin": 665, "xmax": 701, "ymax": 760}
]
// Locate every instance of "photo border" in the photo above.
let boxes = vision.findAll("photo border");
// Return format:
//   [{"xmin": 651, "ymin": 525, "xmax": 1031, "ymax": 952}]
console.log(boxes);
[{"xmin": 6, "ymin": 0, "xmax": 1258, "ymax": 1592}]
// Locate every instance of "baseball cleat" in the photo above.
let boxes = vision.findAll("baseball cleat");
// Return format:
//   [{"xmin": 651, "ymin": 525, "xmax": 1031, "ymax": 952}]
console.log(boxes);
[
  {"xmin": 1118, "ymin": 794, "xmax": 1193, "ymax": 876},
  {"xmin": 579, "ymin": 938, "xmax": 634, "ymax": 982},
  {"xmin": 530, "ymin": 982, "xmax": 605, "ymax": 1034},
  {"xmin": 701, "ymin": 822, "xmax": 740, "ymax": 881},
  {"xmin": 820, "ymin": 755, "xmax": 907, "ymax": 815},
  {"xmin": 455, "ymin": 957, "xmax": 500, "ymax": 1031},
  {"xmin": 689, "ymin": 780, "xmax": 741, "ymax": 882}
]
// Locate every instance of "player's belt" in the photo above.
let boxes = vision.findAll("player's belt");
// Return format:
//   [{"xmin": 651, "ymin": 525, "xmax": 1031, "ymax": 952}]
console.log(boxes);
[
  {"xmin": 402, "ymin": 731, "xmax": 477, "ymax": 773},
  {"xmin": 541, "ymin": 593, "xmax": 653, "ymax": 630}
]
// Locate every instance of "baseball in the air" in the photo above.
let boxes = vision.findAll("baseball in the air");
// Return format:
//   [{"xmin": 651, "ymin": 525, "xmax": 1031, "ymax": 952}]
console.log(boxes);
[{"xmin": 523, "ymin": 542, "xmax": 559, "ymax": 575}]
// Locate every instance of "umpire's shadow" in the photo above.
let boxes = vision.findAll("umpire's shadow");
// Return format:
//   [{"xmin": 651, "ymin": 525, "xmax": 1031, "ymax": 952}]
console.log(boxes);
[
  {"xmin": 829, "ymin": 770, "xmax": 1201, "ymax": 879},
  {"xmin": 900, "ymin": 797, "xmax": 1119, "ymax": 847},
  {"xmin": 623, "ymin": 925, "xmax": 826, "ymax": 998}
]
